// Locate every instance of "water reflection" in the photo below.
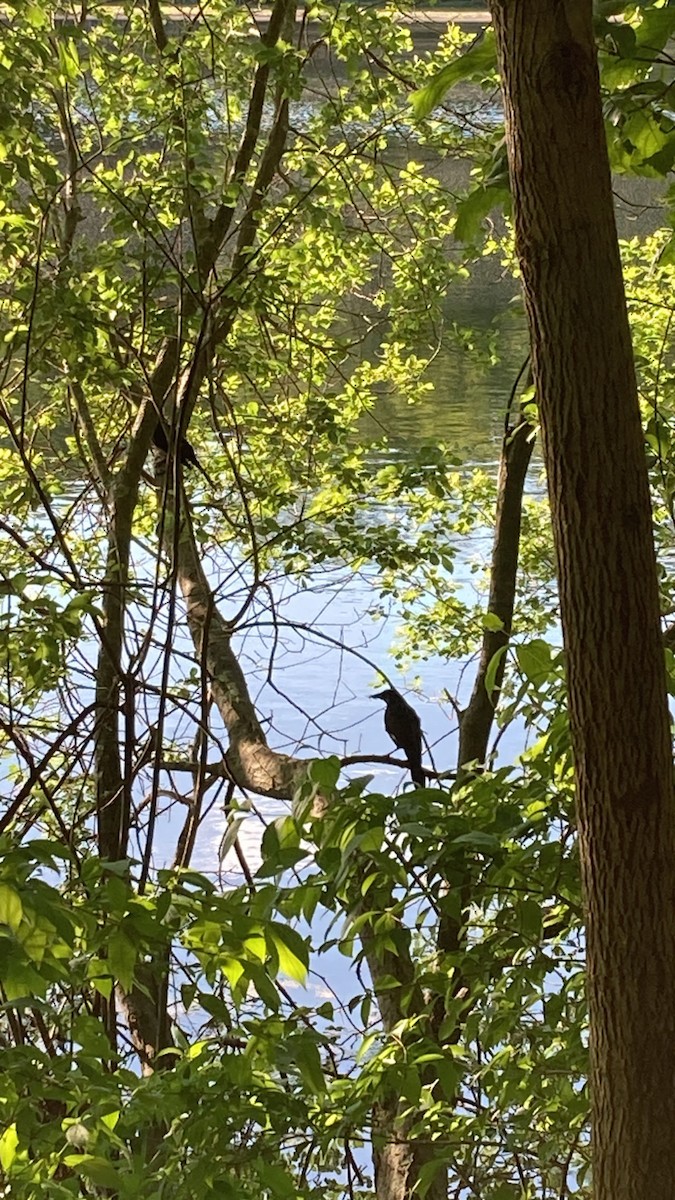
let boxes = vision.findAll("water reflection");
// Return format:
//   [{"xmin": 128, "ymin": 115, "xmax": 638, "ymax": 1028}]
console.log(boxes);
[
  {"xmin": 197, "ymin": 272, "xmax": 533, "ymax": 874},
  {"xmin": 366, "ymin": 279, "xmax": 525, "ymax": 459}
]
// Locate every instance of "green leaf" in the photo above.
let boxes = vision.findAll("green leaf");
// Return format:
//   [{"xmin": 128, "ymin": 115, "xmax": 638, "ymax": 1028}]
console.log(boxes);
[
  {"xmin": 358, "ymin": 825, "xmax": 384, "ymax": 853},
  {"xmin": 485, "ymin": 644, "xmax": 508, "ymax": 699},
  {"xmin": 258, "ymin": 816, "xmax": 306, "ymax": 876},
  {"xmin": 64, "ymin": 1155, "xmax": 121, "ymax": 1190},
  {"xmin": 57, "ymin": 40, "xmax": 80, "ymax": 84},
  {"xmin": 274, "ymin": 815, "xmax": 301, "ymax": 849},
  {"xmin": 516, "ymin": 639, "xmax": 553, "ymax": 685},
  {"xmin": 0, "ymin": 884, "xmax": 23, "ymax": 933},
  {"xmin": 25, "ymin": 4, "xmax": 49, "ymax": 27},
  {"xmin": 635, "ymin": 8, "xmax": 675, "ymax": 52},
  {"xmin": 605, "ymin": 21, "xmax": 637, "ymax": 58},
  {"xmin": 107, "ymin": 929, "xmax": 136, "ymax": 992},
  {"xmin": 517, "ymin": 898, "xmax": 543, "ymax": 940},
  {"xmin": 659, "ymin": 233, "xmax": 675, "ymax": 266},
  {"xmin": 268, "ymin": 923, "xmax": 309, "ymax": 983},
  {"xmin": 199, "ymin": 992, "xmax": 232, "ymax": 1023},
  {"xmin": 0, "ymin": 1124, "xmax": 18, "ymax": 1171},
  {"xmin": 307, "ymin": 757, "xmax": 341, "ymax": 790},
  {"xmin": 456, "ymin": 183, "xmax": 510, "ymax": 242},
  {"xmin": 644, "ymin": 137, "xmax": 675, "ymax": 178},
  {"xmin": 481, "ymin": 610, "xmax": 505, "ymax": 633},
  {"xmin": 435, "ymin": 1056, "xmax": 462, "ymax": 1101},
  {"xmin": 248, "ymin": 964, "xmax": 280, "ymax": 1011},
  {"xmin": 243, "ymin": 933, "xmax": 267, "ymax": 962},
  {"xmin": 22, "ymin": 838, "xmax": 73, "ymax": 864},
  {"xmin": 72, "ymin": 1014, "xmax": 115, "ymax": 1059},
  {"xmin": 0, "ymin": 945, "xmax": 47, "ymax": 1001},
  {"xmin": 256, "ymin": 847, "xmax": 307, "ymax": 877},
  {"xmin": 451, "ymin": 830, "xmax": 501, "ymax": 853},
  {"xmin": 221, "ymin": 957, "xmax": 246, "ymax": 990},
  {"xmin": 623, "ymin": 110, "xmax": 665, "ymax": 164},
  {"xmin": 17, "ymin": 922, "xmax": 48, "ymax": 964},
  {"xmin": 295, "ymin": 1039, "xmax": 326, "ymax": 1095},
  {"xmin": 411, "ymin": 29, "xmax": 496, "ymax": 118},
  {"xmin": 415, "ymin": 1156, "xmax": 451, "ymax": 1198},
  {"xmin": 400, "ymin": 1064, "xmax": 421, "ymax": 1104},
  {"xmin": 90, "ymin": 974, "xmax": 113, "ymax": 1000},
  {"xmin": 218, "ymin": 814, "xmax": 246, "ymax": 862},
  {"xmin": 256, "ymin": 1158, "xmax": 296, "ymax": 1198}
]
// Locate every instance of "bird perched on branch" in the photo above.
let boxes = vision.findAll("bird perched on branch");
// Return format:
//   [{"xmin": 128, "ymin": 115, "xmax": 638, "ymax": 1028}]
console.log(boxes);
[
  {"xmin": 152, "ymin": 421, "xmax": 202, "ymax": 471},
  {"xmin": 372, "ymin": 688, "xmax": 425, "ymax": 786}
]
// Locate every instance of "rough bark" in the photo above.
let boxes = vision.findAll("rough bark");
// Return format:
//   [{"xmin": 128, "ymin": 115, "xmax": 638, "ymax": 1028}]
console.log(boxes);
[
  {"xmin": 172, "ymin": 498, "xmax": 306, "ymax": 798},
  {"xmin": 489, "ymin": 4, "xmax": 675, "ymax": 1197}
]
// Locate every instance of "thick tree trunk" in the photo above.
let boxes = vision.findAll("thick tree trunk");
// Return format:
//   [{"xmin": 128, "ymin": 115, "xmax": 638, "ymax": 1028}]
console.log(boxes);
[{"xmin": 489, "ymin": 3, "xmax": 675, "ymax": 1197}]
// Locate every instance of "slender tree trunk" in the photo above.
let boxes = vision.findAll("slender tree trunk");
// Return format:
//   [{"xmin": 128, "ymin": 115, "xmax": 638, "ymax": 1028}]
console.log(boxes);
[
  {"xmin": 489, "ymin": 3, "xmax": 675, "ymax": 1197},
  {"xmin": 458, "ymin": 412, "xmax": 534, "ymax": 768}
]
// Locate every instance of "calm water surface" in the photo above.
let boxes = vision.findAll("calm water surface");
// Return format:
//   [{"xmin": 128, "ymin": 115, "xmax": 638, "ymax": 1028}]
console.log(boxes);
[
  {"xmin": 197, "ymin": 172, "xmax": 665, "ymax": 874},
  {"xmin": 194, "ymin": 269, "xmax": 534, "ymax": 874}
]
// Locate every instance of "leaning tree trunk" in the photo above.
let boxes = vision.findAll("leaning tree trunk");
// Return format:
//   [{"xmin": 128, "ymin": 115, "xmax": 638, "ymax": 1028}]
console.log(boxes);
[{"xmin": 488, "ymin": 3, "xmax": 675, "ymax": 1198}]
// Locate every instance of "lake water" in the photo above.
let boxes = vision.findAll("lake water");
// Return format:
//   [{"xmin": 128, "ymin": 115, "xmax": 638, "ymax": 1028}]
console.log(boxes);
[
  {"xmin": 191, "ymin": 174, "xmax": 666, "ymax": 875},
  {"xmin": 4, "ymin": 12, "xmax": 665, "ymax": 880},
  {"xmin": 191, "ymin": 269, "xmax": 530, "ymax": 873}
]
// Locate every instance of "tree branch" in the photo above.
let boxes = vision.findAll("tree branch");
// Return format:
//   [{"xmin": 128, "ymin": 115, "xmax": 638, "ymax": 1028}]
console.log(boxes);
[
  {"xmin": 431, "ymin": 411, "xmax": 535, "ymax": 1052},
  {"xmin": 458, "ymin": 413, "xmax": 535, "ymax": 767}
]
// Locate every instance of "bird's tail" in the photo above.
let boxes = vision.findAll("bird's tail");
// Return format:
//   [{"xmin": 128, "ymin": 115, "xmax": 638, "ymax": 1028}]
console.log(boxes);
[{"xmin": 408, "ymin": 753, "xmax": 425, "ymax": 787}]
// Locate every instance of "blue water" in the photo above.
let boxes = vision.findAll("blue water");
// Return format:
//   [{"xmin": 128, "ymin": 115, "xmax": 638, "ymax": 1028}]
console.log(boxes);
[{"xmin": 186, "ymin": 291, "xmax": 534, "ymax": 874}]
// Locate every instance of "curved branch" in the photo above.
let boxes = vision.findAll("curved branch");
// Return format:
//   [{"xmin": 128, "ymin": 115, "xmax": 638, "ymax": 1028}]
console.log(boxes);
[{"xmin": 169, "ymin": 494, "xmax": 306, "ymax": 798}]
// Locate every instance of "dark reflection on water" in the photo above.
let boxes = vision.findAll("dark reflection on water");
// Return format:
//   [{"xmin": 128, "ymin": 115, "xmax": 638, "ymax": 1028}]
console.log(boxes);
[
  {"xmin": 366, "ymin": 277, "xmax": 526, "ymax": 461},
  {"xmin": 361, "ymin": 171, "xmax": 664, "ymax": 463}
]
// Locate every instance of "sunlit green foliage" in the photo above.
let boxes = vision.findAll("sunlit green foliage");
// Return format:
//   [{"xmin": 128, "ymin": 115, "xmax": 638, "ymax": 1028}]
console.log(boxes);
[{"xmin": 0, "ymin": 0, "xmax": 674, "ymax": 1196}]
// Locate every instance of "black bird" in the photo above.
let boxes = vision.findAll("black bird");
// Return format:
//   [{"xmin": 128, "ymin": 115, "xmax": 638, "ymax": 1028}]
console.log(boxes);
[
  {"xmin": 372, "ymin": 688, "xmax": 425, "ymax": 786},
  {"xmin": 152, "ymin": 421, "xmax": 201, "ymax": 471}
]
